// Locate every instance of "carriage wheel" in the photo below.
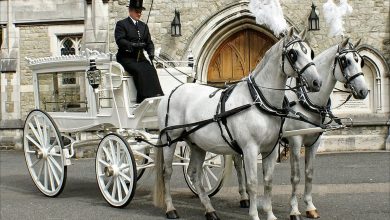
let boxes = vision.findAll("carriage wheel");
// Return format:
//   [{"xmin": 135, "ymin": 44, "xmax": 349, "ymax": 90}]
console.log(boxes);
[
  {"xmin": 134, "ymin": 147, "xmax": 149, "ymax": 181},
  {"xmin": 182, "ymin": 146, "xmax": 225, "ymax": 197},
  {"xmin": 96, "ymin": 133, "xmax": 137, "ymax": 207},
  {"xmin": 23, "ymin": 109, "xmax": 67, "ymax": 197}
]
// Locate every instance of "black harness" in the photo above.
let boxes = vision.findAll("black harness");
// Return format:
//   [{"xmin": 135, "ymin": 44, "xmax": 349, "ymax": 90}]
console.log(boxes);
[{"xmin": 137, "ymin": 38, "xmax": 323, "ymax": 156}]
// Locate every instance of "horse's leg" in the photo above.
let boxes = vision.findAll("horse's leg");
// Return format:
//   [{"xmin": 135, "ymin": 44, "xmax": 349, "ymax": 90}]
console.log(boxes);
[
  {"xmin": 289, "ymin": 136, "xmax": 303, "ymax": 220},
  {"xmin": 163, "ymin": 143, "xmax": 179, "ymax": 218},
  {"xmin": 304, "ymin": 139, "xmax": 320, "ymax": 219},
  {"xmin": 232, "ymin": 154, "xmax": 250, "ymax": 208},
  {"xmin": 243, "ymin": 147, "xmax": 260, "ymax": 220},
  {"xmin": 261, "ymin": 148, "xmax": 279, "ymax": 220},
  {"xmin": 186, "ymin": 142, "xmax": 219, "ymax": 220}
]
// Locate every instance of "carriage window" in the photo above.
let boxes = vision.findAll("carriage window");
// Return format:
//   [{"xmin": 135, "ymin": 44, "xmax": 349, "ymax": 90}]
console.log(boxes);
[{"xmin": 37, "ymin": 71, "xmax": 87, "ymax": 112}]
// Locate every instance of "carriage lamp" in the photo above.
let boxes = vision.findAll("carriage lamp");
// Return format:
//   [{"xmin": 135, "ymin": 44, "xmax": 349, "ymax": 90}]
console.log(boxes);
[
  {"xmin": 308, "ymin": 2, "xmax": 320, "ymax": 31},
  {"xmin": 86, "ymin": 59, "xmax": 101, "ymax": 89},
  {"xmin": 171, "ymin": 10, "xmax": 182, "ymax": 37}
]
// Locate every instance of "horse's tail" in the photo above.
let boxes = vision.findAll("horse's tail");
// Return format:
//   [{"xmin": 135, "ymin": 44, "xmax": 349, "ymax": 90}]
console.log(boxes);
[{"xmin": 153, "ymin": 146, "xmax": 165, "ymax": 208}]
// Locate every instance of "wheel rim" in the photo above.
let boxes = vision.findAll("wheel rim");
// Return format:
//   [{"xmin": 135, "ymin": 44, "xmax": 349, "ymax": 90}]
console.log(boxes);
[
  {"xmin": 183, "ymin": 147, "xmax": 225, "ymax": 196},
  {"xmin": 96, "ymin": 134, "xmax": 136, "ymax": 207},
  {"xmin": 24, "ymin": 110, "xmax": 65, "ymax": 197}
]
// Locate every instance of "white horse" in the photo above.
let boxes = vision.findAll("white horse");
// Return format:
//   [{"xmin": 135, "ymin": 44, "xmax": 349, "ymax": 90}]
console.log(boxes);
[
  {"xmin": 232, "ymin": 38, "xmax": 368, "ymax": 220},
  {"xmin": 153, "ymin": 28, "xmax": 321, "ymax": 220}
]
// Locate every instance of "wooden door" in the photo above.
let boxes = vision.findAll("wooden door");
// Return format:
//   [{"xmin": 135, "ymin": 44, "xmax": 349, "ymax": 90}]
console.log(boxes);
[{"xmin": 207, "ymin": 29, "xmax": 276, "ymax": 86}]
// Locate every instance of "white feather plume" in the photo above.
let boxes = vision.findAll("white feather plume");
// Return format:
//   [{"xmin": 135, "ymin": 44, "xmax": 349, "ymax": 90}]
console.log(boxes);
[
  {"xmin": 323, "ymin": 0, "xmax": 353, "ymax": 37},
  {"xmin": 249, "ymin": 0, "xmax": 288, "ymax": 37}
]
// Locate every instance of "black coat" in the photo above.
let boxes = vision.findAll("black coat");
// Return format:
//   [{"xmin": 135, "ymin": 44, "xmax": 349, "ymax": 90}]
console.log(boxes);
[
  {"xmin": 115, "ymin": 17, "xmax": 154, "ymax": 60},
  {"xmin": 114, "ymin": 17, "xmax": 163, "ymax": 103}
]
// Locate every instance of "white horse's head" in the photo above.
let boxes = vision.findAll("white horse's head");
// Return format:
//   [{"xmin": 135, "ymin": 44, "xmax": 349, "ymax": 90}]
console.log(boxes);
[
  {"xmin": 333, "ymin": 38, "xmax": 368, "ymax": 99},
  {"xmin": 282, "ymin": 28, "xmax": 322, "ymax": 92}
]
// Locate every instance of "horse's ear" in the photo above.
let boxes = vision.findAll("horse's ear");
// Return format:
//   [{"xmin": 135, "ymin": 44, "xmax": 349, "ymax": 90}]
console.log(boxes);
[
  {"xmin": 298, "ymin": 28, "xmax": 307, "ymax": 41},
  {"xmin": 288, "ymin": 27, "xmax": 294, "ymax": 38},
  {"xmin": 340, "ymin": 37, "xmax": 350, "ymax": 49},
  {"xmin": 354, "ymin": 38, "xmax": 362, "ymax": 48}
]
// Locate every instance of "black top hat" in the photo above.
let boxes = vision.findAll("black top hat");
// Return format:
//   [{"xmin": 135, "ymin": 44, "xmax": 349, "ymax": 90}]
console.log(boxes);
[{"xmin": 128, "ymin": 0, "xmax": 146, "ymax": 10}]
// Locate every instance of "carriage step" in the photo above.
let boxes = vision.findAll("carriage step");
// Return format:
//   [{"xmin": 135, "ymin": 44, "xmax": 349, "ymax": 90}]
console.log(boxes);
[{"xmin": 63, "ymin": 148, "xmax": 72, "ymax": 166}]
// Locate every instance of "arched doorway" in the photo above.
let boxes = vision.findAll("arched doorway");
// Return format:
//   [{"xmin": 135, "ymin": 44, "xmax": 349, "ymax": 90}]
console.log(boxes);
[{"xmin": 207, "ymin": 29, "xmax": 276, "ymax": 86}]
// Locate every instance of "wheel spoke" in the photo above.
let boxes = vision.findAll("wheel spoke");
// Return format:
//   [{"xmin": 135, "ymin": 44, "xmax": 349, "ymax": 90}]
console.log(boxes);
[
  {"xmin": 119, "ymin": 164, "xmax": 131, "ymax": 171},
  {"xmin": 26, "ymin": 150, "xmax": 36, "ymax": 154},
  {"xmin": 203, "ymin": 163, "xmax": 221, "ymax": 168},
  {"xmin": 28, "ymin": 122, "xmax": 43, "ymax": 148},
  {"xmin": 30, "ymin": 158, "xmax": 41, "ymax": 168},
  {"xmin": 111, "ymin": 177, "xmax": 117, "ymax": 199},
  {"xmin": 98, "ymin": 159, "xmax": 110, "ymax": 167},
  {"xmin": 26, "ymin": 134, "xmax": 43, "ymax": 150},
  {"xmin": 203, "ymin": 170, "xmax": 212, "ymax": 190},
  {"xmin": 49, "ymin": 152, "xmax": 62, "ymax": 157},
  {"xmin": 48, "ymin": 156, "xmax": 63, "ymax": 174},
  {"xmin": 116, "ymin": 143, "xmax": 121, "ymax": 165},
  {"xmin": 47, "ymin": 139, "xmax": 58, "ymax": 153},
  {"xmin": 109, "ymin": 140, "xmax": 116, "ymax": 164},
  {"xmin": 47, "ymin": 160, "xmax": 55, "ymax": 191},
  {"xmin": 116, "ymin": 178, "xmax": 122, "ymax": 201},
  {"xmin": 119, "ymin": 176, "xmax": 129, "ymax": 194},
  {"xmin": 205, "ymin": 166, "xmax": 218, "ymax": 181},
  {"xmin": 104, "ymin": 177, "xmax": 114, "ymax": 190},
  {"xmin": 43, "ymin": 120, "xmax": 49, "ymax": 148},
  {"xmin": 44, "ymin": 161, "xmax": 48, "ymax": 189},
  {"xmin": 119, "ymin": 171, "xmax": 132, "ymax": 183},
  {"xmin": 37, "ymin": 160, "xmax": 45, "ymax": 180},
  {"xmin": 34, "ymin": 116, "xmax": 45, "ymax": 147},
  {"xmin": 102, "ymin": 146, "xmax": 113, "ymax": 163},
  {"xmin": 47, "ymin": 159, "xmax": 61, "ymax": 186}
]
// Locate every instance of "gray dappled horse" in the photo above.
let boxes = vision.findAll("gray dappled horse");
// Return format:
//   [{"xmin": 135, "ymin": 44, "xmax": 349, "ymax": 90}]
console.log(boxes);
[
  {"xmin": 154, "ymin": 28, "xmax": 322, "ymax": 220},
  {"xmin": 232, "ymin": 38, "xmax": 368, "ymax": 220}
]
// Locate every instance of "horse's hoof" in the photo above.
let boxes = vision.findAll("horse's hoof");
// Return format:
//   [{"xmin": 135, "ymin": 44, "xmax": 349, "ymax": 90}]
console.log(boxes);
[
  {"xmin": 166, "ymin": 210, "xmax": 180, "ymax": 219},
  {"xmin": 306, "ymin": 210, "xmax": 320, "ymax": 219},
  {"xmin": 205, "ymin": 211, "xmax": 220, "ymax": 220},
  {"xmin": 290, "ymin": 215, "xmax": 303, "ymax": 220},
  {"xmin": 240, "ymin": 199, "xmax": 250, "ymax": 208}
]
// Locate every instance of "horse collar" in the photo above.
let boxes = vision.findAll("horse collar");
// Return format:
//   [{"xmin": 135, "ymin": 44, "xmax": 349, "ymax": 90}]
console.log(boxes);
[{"xmin": 247, "ymin": 76, "xmax": 289, "ymax": 117}]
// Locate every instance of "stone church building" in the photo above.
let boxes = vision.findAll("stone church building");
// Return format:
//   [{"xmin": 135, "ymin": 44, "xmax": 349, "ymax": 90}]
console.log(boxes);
[{"xmin": 1, "ymin": 0, "xmax": 389, "ymax": 151}]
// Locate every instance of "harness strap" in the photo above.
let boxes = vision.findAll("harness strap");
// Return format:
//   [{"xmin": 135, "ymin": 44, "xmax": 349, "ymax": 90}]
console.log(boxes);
[
  {"xmin": 163, "ymin": 84, "xmax": 185, "ymax": 145},
  {"xmin": 216, "ymin": 85, "xmax": 243, "ymax": 154},
  {"xmin": 298, "ymin": 62, "xmax": 315, "ymax": 75},
  {"xmin": 158, "ymin": 102, "xmax": 252, "ymax": 148}
]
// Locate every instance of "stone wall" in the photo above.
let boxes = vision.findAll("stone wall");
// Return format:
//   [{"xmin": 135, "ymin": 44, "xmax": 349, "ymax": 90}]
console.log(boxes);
[
  {"xmin": 108, "ymin": 0, "xmax": 389, "ymax": 65},
  {"xmin": 19, "ymin": 25, "xmax": 51, "ymax": 119}
]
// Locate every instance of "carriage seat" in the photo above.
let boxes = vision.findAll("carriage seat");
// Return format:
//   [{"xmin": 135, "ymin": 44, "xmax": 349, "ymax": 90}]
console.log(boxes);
[{"xmin": 110, "ymin": 61, "xmax": 137, "ymax": 103}]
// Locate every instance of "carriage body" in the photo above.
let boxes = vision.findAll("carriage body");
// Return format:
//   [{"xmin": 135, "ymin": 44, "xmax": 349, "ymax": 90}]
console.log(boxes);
[{"xmin": 23, "ymin": 49, "xmax": 225, "ymax": 207}]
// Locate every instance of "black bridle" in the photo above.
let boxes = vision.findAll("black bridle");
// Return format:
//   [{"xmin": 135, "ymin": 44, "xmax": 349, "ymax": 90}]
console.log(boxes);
[
  {"xmin": 333, "ymin": 43, "xmax": 365, "ymax": 91},
  {"xmin": 282, "ymin": 38, "xmax": 316, "ymax": 86}
]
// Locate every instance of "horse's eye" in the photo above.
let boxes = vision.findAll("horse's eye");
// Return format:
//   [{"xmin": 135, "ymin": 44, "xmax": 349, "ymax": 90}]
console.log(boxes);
[
  {"xmin": 361, "ymin": 59, "xmax": 365, "ymax": 68},
  {"xmin": 340, "ymin": 56, "xmax": 348, "ymax": 69},
  {"xmin": 288, "ymin": 49, "xmax": 298, "ymax": 63}
]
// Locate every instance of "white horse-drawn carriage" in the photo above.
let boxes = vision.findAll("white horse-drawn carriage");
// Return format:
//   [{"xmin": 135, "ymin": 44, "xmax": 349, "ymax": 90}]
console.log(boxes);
[
  {"xmin": 23, "ymin": 29, "xmax": 368, "ymax": 219},
  {"xmin": 23, "ymin": 50, "xmax": 226, "ymax": 208}
]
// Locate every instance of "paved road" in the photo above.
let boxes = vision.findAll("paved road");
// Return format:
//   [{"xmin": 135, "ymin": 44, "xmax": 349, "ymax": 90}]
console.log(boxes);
[{"xmin": 1, "ymin": 151, "xmax": 389, "ymax": 220}]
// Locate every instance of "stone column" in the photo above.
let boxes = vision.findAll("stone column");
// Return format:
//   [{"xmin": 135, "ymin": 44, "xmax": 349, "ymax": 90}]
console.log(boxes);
[
  {"xmin": 0, "ymin": 0, "xmax": 22, "ymax": 149},
  {"xmin": 83, "ymin": 0, "xmax": 110, "ymax": 52}
]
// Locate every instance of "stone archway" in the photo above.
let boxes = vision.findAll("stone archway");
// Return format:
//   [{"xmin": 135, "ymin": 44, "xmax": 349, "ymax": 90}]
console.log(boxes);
[{"xmin": 186, "ymin": 1, "xmax": 280, "ymax": 84}]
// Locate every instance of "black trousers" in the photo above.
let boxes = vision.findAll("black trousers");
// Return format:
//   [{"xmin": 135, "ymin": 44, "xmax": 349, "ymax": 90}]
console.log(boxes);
[{"xmin": 117, "ymin": 55, "xmax": 164, "ymax": 103}]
